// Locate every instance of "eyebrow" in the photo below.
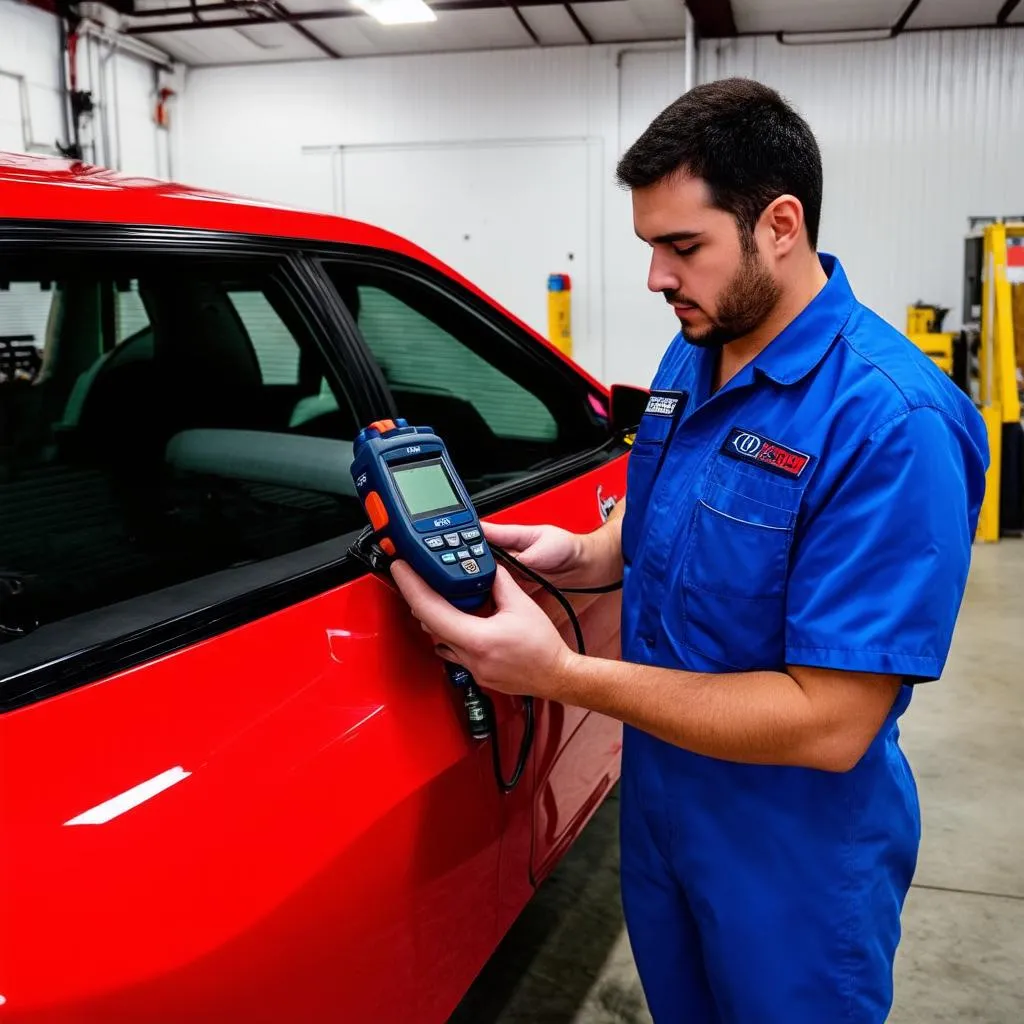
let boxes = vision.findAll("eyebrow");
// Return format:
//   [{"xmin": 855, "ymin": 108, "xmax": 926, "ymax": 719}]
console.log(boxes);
[
  {"xmin": 636, "ymin": 229, "xmax": 705, "ymax": 245},
  {"xmin": 654, "ymin": 230, "xmax": 703, "ymax": 244}
]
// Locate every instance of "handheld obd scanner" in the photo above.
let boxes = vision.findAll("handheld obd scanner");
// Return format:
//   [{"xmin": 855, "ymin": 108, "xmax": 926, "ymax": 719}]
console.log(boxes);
[
  {"xmin": 351, "ymin": 418, "xmax": 499, "ymax": 745},
  {"xmin": 350, "ymin": 418, "xmax": 496, "ymax": 608},
  {"xmin": 350, "ymin": 418, "xmax": 606, "ymax": 791}
]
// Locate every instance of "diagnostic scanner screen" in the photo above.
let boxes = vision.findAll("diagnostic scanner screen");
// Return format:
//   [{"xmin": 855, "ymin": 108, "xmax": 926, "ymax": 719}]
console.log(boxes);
[{"xmin": 391, "ymin": 460, "xmax": 464, "ymax": 518}]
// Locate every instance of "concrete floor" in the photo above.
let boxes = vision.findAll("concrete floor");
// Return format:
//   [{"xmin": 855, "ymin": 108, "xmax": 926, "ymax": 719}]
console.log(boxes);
[{"xmin": 450, "ymin": 542, "xmax": 1024, "ymax": 1023}]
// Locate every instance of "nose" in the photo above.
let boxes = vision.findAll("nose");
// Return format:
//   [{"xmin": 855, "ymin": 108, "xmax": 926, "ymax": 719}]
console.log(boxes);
[{"xmin": 647, "ymin": 247, "xmax": 681, "ymax": 295}]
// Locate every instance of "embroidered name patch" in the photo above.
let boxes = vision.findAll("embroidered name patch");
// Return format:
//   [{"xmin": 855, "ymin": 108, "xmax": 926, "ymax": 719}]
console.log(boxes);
[
  {"xmin": 644, "ymin": 390, "xmax": 686, "ymax": 418},
  {"xmin": 721, "ymin": 428, "xmax": 812, "ymax": 479}
]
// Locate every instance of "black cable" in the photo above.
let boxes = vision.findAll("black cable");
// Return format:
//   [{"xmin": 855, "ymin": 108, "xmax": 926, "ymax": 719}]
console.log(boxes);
[
  {"xmin": 489, "ymin": 545, "xmax": 589, "ymax": 657},
  {"xmin": 484, "ymin": 688, "xmax": 534, "ymax": 792},
  {"xmin": 346, "ymin": 529, "xmax": 614, "ymax": 793}
]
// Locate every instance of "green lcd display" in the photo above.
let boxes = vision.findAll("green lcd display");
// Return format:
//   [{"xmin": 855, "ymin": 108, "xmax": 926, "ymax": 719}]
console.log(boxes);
[{"xmin": 390, "ymin": 460, "xmax": 464, "ymax": 518}]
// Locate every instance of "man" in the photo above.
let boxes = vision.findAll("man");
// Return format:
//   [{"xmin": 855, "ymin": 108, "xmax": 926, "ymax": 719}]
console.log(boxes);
[{"xmin": 392, "ymin": 78, "xmax": 989, "ymax": 1022}]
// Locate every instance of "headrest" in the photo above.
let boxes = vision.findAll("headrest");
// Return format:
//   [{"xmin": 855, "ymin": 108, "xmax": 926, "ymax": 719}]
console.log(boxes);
[{"xmin": 165, "ymin": 429, "xmax": 357, "ymax": 497}]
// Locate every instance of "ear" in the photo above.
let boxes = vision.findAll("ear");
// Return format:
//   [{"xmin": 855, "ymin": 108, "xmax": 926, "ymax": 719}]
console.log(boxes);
[{"xmin": 760, "ymin": 194, "xmax": 804, "ymax": 256}]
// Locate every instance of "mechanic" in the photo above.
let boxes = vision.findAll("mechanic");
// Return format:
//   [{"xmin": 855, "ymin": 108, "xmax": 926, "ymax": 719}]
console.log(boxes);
[{"xmin": 390, "ymin": 78, "xmax": 989, "ymax": 1023}]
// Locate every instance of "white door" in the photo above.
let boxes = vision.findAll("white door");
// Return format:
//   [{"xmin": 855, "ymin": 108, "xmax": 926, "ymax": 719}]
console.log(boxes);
[{"xmin": 336, "ymin": 139, "xmax": 599, "ymax": 376}]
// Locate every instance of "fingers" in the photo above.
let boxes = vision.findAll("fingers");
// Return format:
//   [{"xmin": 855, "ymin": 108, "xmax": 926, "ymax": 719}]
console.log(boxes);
[
  {"xmin": 489, "ymin": 564, "xmax": 532, "ymax": 612},
  {"xmin": 390, "ymin": 560, "xmax": 485, "ymax": 649},
  {"xmin": 481, "ymin": 521, "xmax": 538, "ymax": 552}
]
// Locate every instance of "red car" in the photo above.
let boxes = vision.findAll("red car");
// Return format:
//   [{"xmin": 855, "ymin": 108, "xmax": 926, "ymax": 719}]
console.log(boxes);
[{"xmin": 0, "ymin": 155, "xmax": 630, "ymax": 1023}]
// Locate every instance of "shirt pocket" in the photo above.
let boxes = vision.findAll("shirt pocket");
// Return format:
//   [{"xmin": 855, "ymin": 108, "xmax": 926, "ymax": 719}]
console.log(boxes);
[
  {"xmin": 675, "ymin": 463, "xmax": 803, "ymax": 669},
  {"xmin": 622, "ymin": 413, "xmax": 675, "ymax": 565}
]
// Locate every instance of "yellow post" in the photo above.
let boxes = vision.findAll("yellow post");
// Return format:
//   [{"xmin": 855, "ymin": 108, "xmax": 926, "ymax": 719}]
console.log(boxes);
[
  {"xmin": 547, "ymin": 273, "xmax": 573, "ymax": 357},
  {"xmin": 979, "ymin": 404, "xmax": 1003, "ymax": 543},
  {"xmin": 975, "ymin": 223, "xmax": 1024, "ymax": 542},
  {"xmin": 992, "ymin": 224, "xmax": 1022, "ymax": 424}
]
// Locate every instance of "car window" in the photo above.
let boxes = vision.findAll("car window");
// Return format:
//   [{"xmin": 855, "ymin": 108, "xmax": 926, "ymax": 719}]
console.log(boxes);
[
  {"xmin": 116, "ymin": 280, "xmax": 151, "ymax": 343},
  {"xmin": 228, "ymin": 289, "xmax": 301, "ymax": 385},
  {"xmin": 355, "ymin": 285, "xmax": 557, "ymax": 442},
  {"xmin": 0, "ymin": 252, "xmax": 364, "ymax": 656},
  {"xmin": 322, "ymin": 261, "xmax": 606, "ymax": 491}
]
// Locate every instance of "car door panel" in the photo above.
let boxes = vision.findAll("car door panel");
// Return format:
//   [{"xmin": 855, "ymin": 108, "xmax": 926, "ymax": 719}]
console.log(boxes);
[
  {"xmin": 0, "ymin": 571, "xmax": 506, "ymax": 1023},
  {"xmin": 0, "ymin": 227, "xmax": 626, "ymax": 1024},
  {"xmin": 486, "ymin": 456, "xmax": 628, "ymax": 883}
]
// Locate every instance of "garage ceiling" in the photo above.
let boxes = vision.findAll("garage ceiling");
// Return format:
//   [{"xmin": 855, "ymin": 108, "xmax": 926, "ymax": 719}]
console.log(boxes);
[{"xmin": 106, "ymin": 0, "xmax": 1023, "ymax": 64}]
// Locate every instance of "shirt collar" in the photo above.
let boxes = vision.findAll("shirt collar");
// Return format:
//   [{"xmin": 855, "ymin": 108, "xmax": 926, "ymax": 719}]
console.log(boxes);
[{"xmin": 750, "ymin": 252, "xmax": 856, "ymax": 386}]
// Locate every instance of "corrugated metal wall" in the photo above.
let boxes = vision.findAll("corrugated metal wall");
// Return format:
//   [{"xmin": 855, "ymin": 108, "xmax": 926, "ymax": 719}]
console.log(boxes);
[
  {"xmin": 181, "ymin": 28, "xmax": 1024, "ymax": 386},
  {"xmin": 701, "ymin": 28, "xmax": 1024, "ymax": 331}
]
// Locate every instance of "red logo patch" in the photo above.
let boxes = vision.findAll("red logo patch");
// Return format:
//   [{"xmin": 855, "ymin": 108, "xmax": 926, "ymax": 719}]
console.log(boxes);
[{"xmin": 722, "ymin": 428, "xmax": 812, "ymax": 479}]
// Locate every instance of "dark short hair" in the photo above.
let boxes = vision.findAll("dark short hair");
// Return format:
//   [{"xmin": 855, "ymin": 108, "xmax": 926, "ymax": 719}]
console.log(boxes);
[{"xmin": 616, "ymin": 78, "xmax": 823, "ymax": 249}]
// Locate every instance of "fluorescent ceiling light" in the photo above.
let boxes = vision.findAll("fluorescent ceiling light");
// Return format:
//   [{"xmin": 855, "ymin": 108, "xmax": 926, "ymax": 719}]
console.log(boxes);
[{"xmin": 354, "ymin": 0, "xmax": 437, "ymax": 25}]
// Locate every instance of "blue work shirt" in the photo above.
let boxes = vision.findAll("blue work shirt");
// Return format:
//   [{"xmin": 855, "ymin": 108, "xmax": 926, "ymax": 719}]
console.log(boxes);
[
  {"xmin": 616, "ymin": 254, "xmax": 989, "ymax": 1020},
  {"xmin": 622, "ymin": 253, "xmax": 988, "ymax": 690}
]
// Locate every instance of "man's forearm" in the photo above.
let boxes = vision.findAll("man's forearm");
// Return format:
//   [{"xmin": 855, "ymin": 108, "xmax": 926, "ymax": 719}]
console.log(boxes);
[{"xmin": 548, "ymin": 652, "xmax": 861, "ymax": 772}]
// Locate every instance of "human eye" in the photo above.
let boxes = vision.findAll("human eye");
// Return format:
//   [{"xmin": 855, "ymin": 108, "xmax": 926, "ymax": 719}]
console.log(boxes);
[{"xmin": 672, "ymin": 243, "xmax": 701, "ymax": 257}]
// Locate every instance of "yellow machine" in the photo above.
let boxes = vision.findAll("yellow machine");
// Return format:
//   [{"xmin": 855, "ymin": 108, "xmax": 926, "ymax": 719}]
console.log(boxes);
[
  {"xmin": 906, "ymin": 302, "xmax": 955, "ymax": 375},
  {"xmin": 962, "ymin": 219, "xmax": 1024, "ymax": 542}
]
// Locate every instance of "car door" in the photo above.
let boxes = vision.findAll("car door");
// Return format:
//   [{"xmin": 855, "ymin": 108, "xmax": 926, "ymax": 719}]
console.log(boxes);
[
  {"xmin": 315, "ymin": 251, "xmax": 628, "ymax": 893},
  {"xmin": 0, "ymin": 228, "xmax": 509, "ymax": 1024}
]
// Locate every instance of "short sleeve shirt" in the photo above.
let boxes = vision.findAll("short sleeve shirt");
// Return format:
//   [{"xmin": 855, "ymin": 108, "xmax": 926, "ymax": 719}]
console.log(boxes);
[{"xmin": 620, "ymin": 254, "xmax": 989, "ymax": 686}]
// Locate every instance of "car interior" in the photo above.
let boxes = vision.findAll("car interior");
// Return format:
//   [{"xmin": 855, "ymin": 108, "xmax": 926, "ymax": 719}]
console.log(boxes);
[
  {"xmin": 0, "ymin": 253, "xmax": 602, "ymax": 645},
  {"xmin": 0, "ymin": 260, "xmax": 367, "ymax": 641}
]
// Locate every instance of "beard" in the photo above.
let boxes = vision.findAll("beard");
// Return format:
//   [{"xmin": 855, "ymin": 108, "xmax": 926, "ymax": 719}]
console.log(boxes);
[{"xmin": 667, "ymin": 247, "xmax": 782, "ymax": 349}]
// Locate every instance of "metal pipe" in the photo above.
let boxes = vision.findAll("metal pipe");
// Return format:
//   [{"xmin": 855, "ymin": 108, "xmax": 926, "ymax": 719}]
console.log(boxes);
[
  {"xmin": 79, "ymin": 21, "xmax": 175, "ymax": 69},
  {"xmin": 111, "ymin": 46, "xmax": 122, "ymax": 170},
  {"xmin": 98, "ymin": 40, "xmax": 117, "ymax": 169},
  {"xmin": 683, "ymin": 5, "xmax": 695, "ymax": 91}
]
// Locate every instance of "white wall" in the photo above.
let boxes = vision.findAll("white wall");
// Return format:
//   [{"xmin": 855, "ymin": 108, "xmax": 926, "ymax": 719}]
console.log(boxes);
[
  {"xmin": 701, "ymin": 28, "xmax": 1024, "ymax": 334},
  {"xmin": 0, "ymin": 1, "xmax": 66, "ymax": 156},
  {"xmin": 179, "ymin": 43, "xmax": 689, "ymax": 388},
  {"xmin": 0, "ymin": 1, "xmax": 172, "ymax": 177},
  {"xmin": 180, "ymin": 27, "xmax": 1024, "ymax": 387}
]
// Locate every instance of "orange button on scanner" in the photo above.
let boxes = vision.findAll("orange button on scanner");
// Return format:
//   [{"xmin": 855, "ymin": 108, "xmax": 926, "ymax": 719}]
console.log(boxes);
[
  {"xmin": 364, "ymin": 491, "xmax": 389, "ymax": 532},
  {"xmin": 379, "ymin": 538, "xmax": 396, "ymax": 557},
  {"xmin": 369, "ymin": 419, "xmax": 397, "ymax": 435}
]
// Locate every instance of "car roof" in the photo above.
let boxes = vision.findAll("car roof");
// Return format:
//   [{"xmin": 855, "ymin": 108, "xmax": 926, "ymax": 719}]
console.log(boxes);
[
  {"xmin": 0, "ymin": 152, "xmax": 605, "ymax": 393},
  {"xmin": 0, "ymin": 151, "xmax": 439, "ymax": 261}
]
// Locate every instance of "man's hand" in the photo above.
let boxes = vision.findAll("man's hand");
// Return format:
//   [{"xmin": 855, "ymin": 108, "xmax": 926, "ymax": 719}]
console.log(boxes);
[
  {"xmin": 481, "ymin": 499, "xmax": 625, "ymax": 591},
  {"xmin": 480, "ymin": 522, "xmax": 583, "ymax": 586},
  {"xmin": 390, "ymin": 561, "xmax": 574, "ymax": 699}
]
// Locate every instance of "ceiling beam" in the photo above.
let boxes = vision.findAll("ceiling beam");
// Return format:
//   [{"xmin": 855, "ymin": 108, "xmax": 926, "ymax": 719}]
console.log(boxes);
[
  {"xmin": 997, "ymin": 0, "xmax": 1021, "ymax": 25},
  {"xmin": 126, "ymin": 0, "xmax": 608, "ymax": 16},
  {"xmin": 564, "ymin": 3, "xmax": 593, "ymax": 44},
  {"xmin": 268, "ymin": 0, "xmax": 340, "ymax": 57},
  {"xmin": 890, "ymin": 0, "xmax": 921, "ymax": 36},
  {"xmin": 126, "ymin": 0, "xmax": 621, "ymax": 34},
  {"xmin": 501, "ymin": 1, "xmax": 541, "ymax": 44},
  {"xmin": 684, "ymin": 0, "xmax": 736, "ymax": 38}
]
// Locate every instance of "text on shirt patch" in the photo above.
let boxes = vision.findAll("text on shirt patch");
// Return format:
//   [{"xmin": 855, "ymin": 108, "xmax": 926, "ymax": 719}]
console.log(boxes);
[
  {"xmin": 721, "ymin": 428, "xmax": 812, "ymax": 479},
  {"xmin": 644, "ymin": 390, "xmax": 685, "ymax": 418}
]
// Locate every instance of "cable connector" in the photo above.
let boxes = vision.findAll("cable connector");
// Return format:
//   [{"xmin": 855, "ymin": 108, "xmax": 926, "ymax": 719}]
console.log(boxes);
[{"xmin": 348, "ymin": 525, "xmax": 395, "ymax": 576}]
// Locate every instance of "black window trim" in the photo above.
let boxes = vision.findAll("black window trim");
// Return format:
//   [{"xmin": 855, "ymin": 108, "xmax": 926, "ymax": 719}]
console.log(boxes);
[
  {"xmin": 0, "ymin": 220, "xmax": 626, "ymax": 713},
  {"xmin": 306, "ymin": 243, "xmax": 617, "ymax": 507}
]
